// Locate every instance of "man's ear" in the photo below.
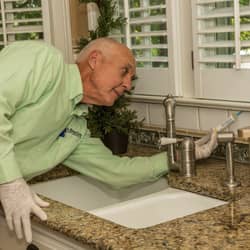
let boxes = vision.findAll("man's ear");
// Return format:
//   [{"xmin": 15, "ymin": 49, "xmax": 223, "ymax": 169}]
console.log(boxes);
[{"xmin": 88, "ymin": 50, "xmax": 103, "ymax": 70}]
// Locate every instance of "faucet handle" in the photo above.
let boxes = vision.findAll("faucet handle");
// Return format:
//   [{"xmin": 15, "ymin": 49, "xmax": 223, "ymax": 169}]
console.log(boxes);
[
  {"xmin": 180, "ymin": 137, "xmax": 196, "ymax": 177},
  {"xmin": 158, "ymin": 137, "xmax": 183, "ymax": 146},
  {"xmin": 217, "ymin": 131, "xmax": 234, "ymax": 143}
]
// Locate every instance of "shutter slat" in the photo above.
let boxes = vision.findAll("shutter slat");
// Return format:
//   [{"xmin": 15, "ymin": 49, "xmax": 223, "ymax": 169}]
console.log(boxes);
[
  {"xmin": 241, "ymin": 55, "xmax": 250, "ymax": 62},
  {"xmin": 131, "ymin": 31, "xmax": 167, "ymax": 37},
  {"xmin": 197, "ymin": 7, "xmax": 234, "ymax": 19},
  {"xmin": 136, "ymin": 56, "xmax": 168, "ymax": 62},
  {"xmin": 240, "ymin": 24, "xmax": 250, "ymax": 32},
  {"xmin": 130, "ymin": 16, "xmax": 166, "ymax": 25},
  {"xmin": 197, "ymin": 0, "xmax": 232, "ymax": 4},
  {"xmin": 6, "ymin": 18, "xmax": 43, "ymax": 24},
  {"xmin": 199, "ymin": 55, "xmax": 250, "ymax": 63},
  {"xmin": 4, "ymin": 7, "xmax": 42, "ymax": 13},
  {"xmin": 241, "ymin": 40, "xmax": 250, "ymax": 47},
  {"xmin": 129, "ymin": 5, "xmax": 166, "ymax": 12},
  {"xmin": 240, "ymin": 6, "xmax": 250, "ymax": 16},
  {"xmin": 4, "ymin": 0, "xmax": 25, "ymax": 2},
  {"xmin": 109, "ymin": 34, "xmax": 125, "ymax": 39},
  {"xmin": 198, "ymin": 55, "xmax": 234, "ymax": 63},
  {"xmin": 132, "ymin": 44, "xmax": 168, "ymax": 49},
  {"xmin": 0, "ymin": 18, "xmax": 43, "ymax": 25},
  {"xmin": 5, "ymin": 25, "xmax": 43, "ymax": 34},
  {"xmin": 198, "ymin": 41, "xmax": 234, "ymax": 48},
  {"xmin": 198, "ymin": 25, "xmax": 233, "ymax": 34}
]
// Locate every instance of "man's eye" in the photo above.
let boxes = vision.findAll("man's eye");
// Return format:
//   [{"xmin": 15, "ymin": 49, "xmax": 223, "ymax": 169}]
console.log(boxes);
[{"xmin": 121, "ymin": 68, "xmax": 129, "ymax": 76}]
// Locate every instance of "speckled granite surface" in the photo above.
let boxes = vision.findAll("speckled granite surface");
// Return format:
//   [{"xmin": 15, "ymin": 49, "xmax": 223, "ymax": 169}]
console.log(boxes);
[
  {"xmin": 28, "ymin": 165, "xmax": 78, "ymax": 185},
  {"xmin": 29, "ymin": 145, "xmax": 250, "ymax": 250}
]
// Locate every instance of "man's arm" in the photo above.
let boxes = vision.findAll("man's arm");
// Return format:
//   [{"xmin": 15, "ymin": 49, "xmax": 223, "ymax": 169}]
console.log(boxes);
[
  {"xmin": 0, "ymin": 41, "xmax": 64, "ymax": 182},
  {"xmin": 63, "ymin": 128, "xmax": 218, "ymax": 189},
  {"xmin": 0, "ymin": 75, "xmax": 49, "ymax": 243},
  {"xmin": 0, "ymin": 41, "xmax": 61, "ymax": 242},
  {"xmin": 0, "ymin": 93, "xmax": 23, "ymax": 183},
  {"xmin": 63, "ymin": 136, "xmax": 168, "ymax": 189}
]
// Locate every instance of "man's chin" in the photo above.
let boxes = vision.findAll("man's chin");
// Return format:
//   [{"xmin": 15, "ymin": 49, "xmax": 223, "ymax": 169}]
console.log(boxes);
[
  {"xmin": 94, "ymin": 93, "xmax": 118, "ymax": 106},
  {"xmin": 99, "ymin": 97, "xmax": 116, "ymax": 107},
  {"xmin": 105, "ymin": 100, "xmax": 115, "ymax": 107}
]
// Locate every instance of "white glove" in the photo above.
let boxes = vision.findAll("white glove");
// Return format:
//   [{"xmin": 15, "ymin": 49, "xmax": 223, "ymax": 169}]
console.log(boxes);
[
  {"xmin": 195, "ymin": 129, "xmax": 218, "ymax": 160},
  {"xmin": 0, "ymin": 178, "xmax": 49, "ymax": 243}
]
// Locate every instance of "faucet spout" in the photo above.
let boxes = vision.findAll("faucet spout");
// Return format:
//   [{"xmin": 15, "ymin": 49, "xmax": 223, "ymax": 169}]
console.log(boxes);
[{"xmin": 163, "ymin": 95, "xmax": 180, "ymax": 172}]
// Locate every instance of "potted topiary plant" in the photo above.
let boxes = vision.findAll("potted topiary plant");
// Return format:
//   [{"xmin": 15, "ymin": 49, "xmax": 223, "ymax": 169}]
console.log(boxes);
[
  {"xmin": 78, "ymin": 0, "xmax": 143, "ymax": 154},
  {"xmin": 85, "ymin": 91, "xmax": 143, "ymax": 154}
]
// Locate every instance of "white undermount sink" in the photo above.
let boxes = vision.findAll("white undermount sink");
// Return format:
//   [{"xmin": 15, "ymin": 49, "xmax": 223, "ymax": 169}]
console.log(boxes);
[
  {"xmin": 90, "ymin": 188, "xmax": 226, "ymax": 228},
  {"xmin": 31, "ymin": 175, "xmax": 226, "ymax": 229}
]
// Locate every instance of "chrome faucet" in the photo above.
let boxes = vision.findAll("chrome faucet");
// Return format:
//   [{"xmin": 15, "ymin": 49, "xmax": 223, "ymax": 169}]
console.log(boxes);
[
  {"xmin": 217, "ymin": 132, "xmax": 240, "ymax": 188},
  {"xmin": 163, "ymin": 95, "xmax": 180, "ymax": 172},
  {"xmin": 160, "ymin": 95, "xmax": 196, "ymax": 177}
]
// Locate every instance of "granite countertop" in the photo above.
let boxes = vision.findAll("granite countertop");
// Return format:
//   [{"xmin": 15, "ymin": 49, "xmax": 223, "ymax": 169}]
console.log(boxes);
[{"xmin": 29, "ymin": 145, "xmax": 250, "ymax": 250}]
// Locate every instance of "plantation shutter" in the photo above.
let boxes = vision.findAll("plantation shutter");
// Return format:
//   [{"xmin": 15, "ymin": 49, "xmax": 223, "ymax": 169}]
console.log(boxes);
[
  {"xmin": 111, "ymin": 0, "xmax": 172, "ymax": 96},
  {"xmin": 126, "ymin": 0, "xmax": 168, "ymax": 68},
  {"xmin": 192, "ymin": 0, "xmax": 250, "ymax": 101},
  {"xmin": 0, "ymin": 0, "xmax": 50, "ymax": 51}
]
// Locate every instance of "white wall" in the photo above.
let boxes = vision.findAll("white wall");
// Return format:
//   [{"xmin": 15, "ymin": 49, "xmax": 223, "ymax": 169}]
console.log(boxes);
[
  {"xmin": 48, "ymin": 0, "xmax": 74, "ymax": 62},
  {"xmin": 130, "ymin": 101, "xmax": 250, "ymax": 134}
]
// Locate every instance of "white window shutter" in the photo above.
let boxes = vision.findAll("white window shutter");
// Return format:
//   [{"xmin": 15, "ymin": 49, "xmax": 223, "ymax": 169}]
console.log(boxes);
[
  {"xmin": 192, "ymin": 0, "xmax": 250, "ymax": 101},
  {"xmin": 110, "ymin": 0, "xmax": 176, "ymax": 96},
  {"xmin": 0, "ymin": 0, "xmax": 50, "ymax": 50},
  {"xmin": 128, "ymin": 3, "xmax": 168, "ymax": 68}
]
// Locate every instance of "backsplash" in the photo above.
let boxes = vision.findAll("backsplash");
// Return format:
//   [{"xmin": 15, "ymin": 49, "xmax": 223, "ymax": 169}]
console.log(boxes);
[{"xmin": 129, "ymin": 127, "xmax": 250, "ymax": 165}]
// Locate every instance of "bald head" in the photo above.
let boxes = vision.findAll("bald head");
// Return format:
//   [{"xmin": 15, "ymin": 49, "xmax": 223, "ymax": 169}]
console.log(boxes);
[{"xmin": 76, "ymin": 38, "xmax": 135, "ymax": 67}]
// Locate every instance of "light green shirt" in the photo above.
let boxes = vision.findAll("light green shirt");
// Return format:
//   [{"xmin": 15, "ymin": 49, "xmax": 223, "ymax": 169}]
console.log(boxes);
[{"xmin": 0, "ymin": 41, "xmax": 168, "ymax": 188}]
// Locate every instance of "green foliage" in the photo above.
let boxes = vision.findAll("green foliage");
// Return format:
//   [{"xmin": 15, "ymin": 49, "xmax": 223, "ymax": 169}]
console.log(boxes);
[
  {"xmin": 240, "ymin": 0, "xmax": 250, "ymax": 5},
  {"xmin": 78, "ymin": 0, "xmax": 126, "ymax": 48},
  {"xmin": 85, "ymin": 93, "xmax": 144, "ymax": 138}
]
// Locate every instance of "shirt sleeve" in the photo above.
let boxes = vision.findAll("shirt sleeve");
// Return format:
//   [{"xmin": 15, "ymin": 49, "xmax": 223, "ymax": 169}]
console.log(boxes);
[
  {"xmin": 63, "ymin": 136, "xmax": 168, "ymax": 189},
  {"xmin": 0, "ymin": 42, "xmax": 63, "ymax": 184},
  {"xmin": 0, "ymin": 48, "xmax": 29, "ymax": 183},
  {"xmin": 0, "ymin": 96, "xmax": 22, "ymax": 183}
]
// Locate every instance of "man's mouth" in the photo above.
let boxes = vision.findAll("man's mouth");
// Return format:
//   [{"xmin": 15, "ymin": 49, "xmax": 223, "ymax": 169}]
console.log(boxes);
[{"xmin": 112, "ymin": 88, "xmax": 120, "ymax": 97}]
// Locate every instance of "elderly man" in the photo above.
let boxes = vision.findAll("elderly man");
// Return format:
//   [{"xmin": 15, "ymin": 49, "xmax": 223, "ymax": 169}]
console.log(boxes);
[{"xmin": 0, "ymin": 38, "xmax": 217, "ymax": 243}]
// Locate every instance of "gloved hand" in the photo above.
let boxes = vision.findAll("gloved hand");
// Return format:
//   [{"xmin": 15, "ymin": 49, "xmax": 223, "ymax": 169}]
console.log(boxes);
[
  {"xmin": 0, "ymin": 178, "xmax": 49, "ymax": 243},
  {"xmin": 195, "ymin": 129, "xmax": 218, "ymax": 160}
]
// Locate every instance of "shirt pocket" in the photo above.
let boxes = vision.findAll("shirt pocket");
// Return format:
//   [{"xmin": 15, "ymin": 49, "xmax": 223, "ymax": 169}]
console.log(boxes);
[{"xmin": 52, "ymin": 117, "xmax": 86, "ymax": 165}]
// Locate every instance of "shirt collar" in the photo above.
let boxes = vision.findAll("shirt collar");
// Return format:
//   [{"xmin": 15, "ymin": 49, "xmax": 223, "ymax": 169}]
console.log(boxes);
[
  {"xmin": 68, "ymin": 64, "xmax": 83, "ymax": 105},
  {"xmin": 67, "ymin": 64, "xmax": 88, "ymax": 117}
]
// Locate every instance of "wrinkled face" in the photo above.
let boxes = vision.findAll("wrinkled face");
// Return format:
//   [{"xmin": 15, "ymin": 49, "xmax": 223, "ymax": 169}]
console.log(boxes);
[{"xmin": 89, "ymin": 46, "xmax": 136, "ymax": 106}]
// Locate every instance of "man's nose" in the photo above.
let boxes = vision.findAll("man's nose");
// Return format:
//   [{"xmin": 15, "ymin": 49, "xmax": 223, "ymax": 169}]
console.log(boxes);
[{"xmin": 123, "ymin": 76, "xmax": 132, "ymax": 91}]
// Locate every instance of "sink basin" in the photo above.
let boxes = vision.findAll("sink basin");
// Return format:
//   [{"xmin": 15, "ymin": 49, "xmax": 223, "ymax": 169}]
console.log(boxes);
[
  {"xmin": 31, "ymin": 175, "xmax": 226, "ymax": 229},
  {"xmin": 31, "ymin": 174, "xmax": 169, "ymax": 211},
  {"xmin": 90, "ymin": 188, "xmax": 227, "ymax": 228}
]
